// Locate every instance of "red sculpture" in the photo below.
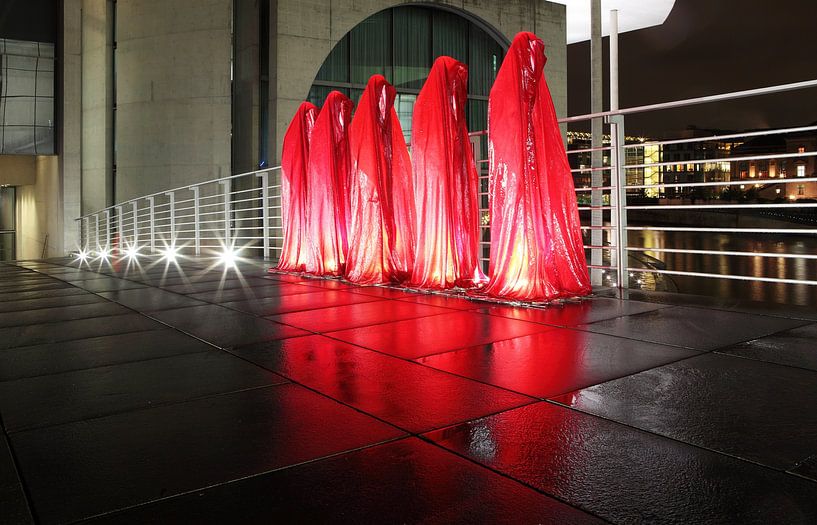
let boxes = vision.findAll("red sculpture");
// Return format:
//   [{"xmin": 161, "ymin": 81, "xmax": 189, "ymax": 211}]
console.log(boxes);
[
  {"xmin": 480, "ymin": 32, "xmax": 591, "ymax": 301},
  {"xmin": 277, "ymin": 101, "xmax": 318, "ymax": 272},
  {"xmin": 304, "ymin": 91, "xmax": 354, "ymax": 276},
  {"xmin": 409, "ymin": 56, "xmax": 486, "ymax": 289},
  {"xmin": 345, "ymin": 75, "xmax": 415, "ymax": 284}
]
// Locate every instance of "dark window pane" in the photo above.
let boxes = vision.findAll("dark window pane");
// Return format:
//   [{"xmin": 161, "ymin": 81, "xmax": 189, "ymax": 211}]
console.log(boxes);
[
  {"xmin": 467, "ymin": 98, "xmax": 488, "ymax": 155},
  {"xmin": 432, "ymin": 9, "xmax": 468, "ymax": 64},
  {"xmin": 393, "ymin": 7, "xmax": 430, "ymax": 90},
  {"xmin": 307, "ymin": 85, "xmax": 334, "ymax": 108},
  {"xmin": 316, "ymin": 35, "xmax": 349, "ymax": 83},
  {"xmin": 0, "ymin": 187, "xmax": 14, "ymax": 231},
  {"xmin": 468, "ymin": 27, "xmax": 503, "ymax": 96},
  {"xmin": 0, "ymin": 232, "xmax": 14, "ymax": 261},
  {"xmin": 350, "ymin": 9, "xmax": 392, "ymax": 84}
]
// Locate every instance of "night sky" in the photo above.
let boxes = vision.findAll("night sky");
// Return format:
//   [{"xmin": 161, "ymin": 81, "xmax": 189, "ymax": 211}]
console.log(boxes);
[{"xmin": 566, "ymin": 0, "xmax": 817, "ymax": 137}]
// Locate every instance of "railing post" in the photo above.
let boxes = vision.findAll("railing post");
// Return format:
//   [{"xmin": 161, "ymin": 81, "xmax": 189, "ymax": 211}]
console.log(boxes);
[
  {"xmin": 94, "ymin": 214, "xmax": 100, "ymax": 250},
  {"xmin": 257, "ymin": 172, "xmax": 270, "ymax": 260},
  {"xmin": 607, "ymin": 114, "xmax": 628, "ymax": 289},
  {"xmin": 148, "ymin": 197, "xmax": 156, "ymax": 252},
  {"xmin": 192, "ymin": 186, "xmax": 201, "ymax": 255},
  {"xmin": 220, "ymin": 181, "xmax": 231, "ymax": 245},
  {"xmin": 132, "ymin": 201, "xmax": 139, "ymax": 247},
  {"xmin": 116, "ymin": 206, "xmax": 124, "ymax": 251},
  {"xmin": 81, "ymin": 217, "xmax": 88, "ymax": 250},
  {"xmin": 104, "ymin": 209, "xmax": 111, "ymax": 249},
  {"xmin": 165, "ymin": 191, "xmax": 176, "ymax": 245}
]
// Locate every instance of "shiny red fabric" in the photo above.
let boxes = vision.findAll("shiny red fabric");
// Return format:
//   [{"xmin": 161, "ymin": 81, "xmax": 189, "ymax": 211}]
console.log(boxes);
[
  {"xmin": 481, "ymin": 32, "xmax": 591, "ymax": 301},
  {"xmin": 409, "ymin": 56, "xmax": 486, "ymax": 289},
  {"xmin": 345, "ymin": 75, "xmax": 415, "ymax": 284},
  {"xmin": 277, "ymin": 102, "xmax": 318, "ymax": 272},
  {"xmin": 304, "ymin": 91, "xmax": 354, "ymax": 276}
]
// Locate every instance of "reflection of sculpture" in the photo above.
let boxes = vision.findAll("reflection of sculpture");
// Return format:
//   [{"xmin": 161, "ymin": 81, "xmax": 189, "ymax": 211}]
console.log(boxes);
[
  {"xmin": 277, "ymin": 102, "xmax": 317, "ymax": 272},
  {"xmin": 481, "ymin": 32, "xmax": 591, "ymax": 300},
  {"xmin": 410, "ymin": 56, "xmax": 486, "ymax": 289},
  {"xmin": 345, "ymin": 75, "xmax": 415, "ymax": 284},
  {"xmin": 305, "ymin": 91, "xmax": 354, "ymax": 276}
]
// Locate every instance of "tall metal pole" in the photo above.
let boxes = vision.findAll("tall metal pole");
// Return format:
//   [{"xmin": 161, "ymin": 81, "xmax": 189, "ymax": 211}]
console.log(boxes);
[
  {"xmin": 609, "ymin": 9, "xmax": 619, "ymax": 112},
  {"xmin": 590, "ymin": 0, "xmax": 604, "ymax": 286}
]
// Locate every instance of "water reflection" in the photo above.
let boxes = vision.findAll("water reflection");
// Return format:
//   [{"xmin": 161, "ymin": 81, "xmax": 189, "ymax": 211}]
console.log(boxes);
[{"xmin": 625, "ymin": 229, "xmax": 817, "ymax": 307}]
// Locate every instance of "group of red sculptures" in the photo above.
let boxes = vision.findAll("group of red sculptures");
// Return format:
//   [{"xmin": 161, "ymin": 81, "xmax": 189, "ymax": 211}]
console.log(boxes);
[{"xmin": 275, "ymin": 32, "xmax": 591, "ymax": 302}]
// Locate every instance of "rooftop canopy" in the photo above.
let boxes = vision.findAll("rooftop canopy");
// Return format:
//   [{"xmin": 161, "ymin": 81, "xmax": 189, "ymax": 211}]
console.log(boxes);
[{"xmin": 552, "ymin": 0, "xmax": 676, "ymax": 44}]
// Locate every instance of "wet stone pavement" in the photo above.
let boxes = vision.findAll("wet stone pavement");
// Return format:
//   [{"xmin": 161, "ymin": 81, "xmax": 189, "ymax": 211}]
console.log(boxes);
[{"xmin": 1, "ymin": 256, "xmax": 817, "ymax": 524}]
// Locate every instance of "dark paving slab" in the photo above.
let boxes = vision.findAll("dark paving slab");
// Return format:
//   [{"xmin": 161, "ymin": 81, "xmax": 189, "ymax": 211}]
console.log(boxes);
[
  {"xmin": 0, "ymin": 302, "xmax": 131, "ymax": 329},
  {"xmin": 233, "ymin": 335, "xmax": 533, "ymax": 433},
  {"xmin": 99, "ymin": 288, "xmax": 207, "ymax": 312},
  {"xmin": 0, "ymin": 314, "xmax": 165, "ymax": 350},
  {"xmin": 327, "ymin": 310, "xmax": 555, "ymax": 359},
  {"xmin": 222, "ymin": 289, "xmax": 382, "ymax": 316},
  {"xmin": 0, "ymin": 329, "xmax": 215, "ymax": 381},
  {"xmin": 396, "ymin": 292, "xmax": 486, "ymax": 310},
  {"xmin": 269, "ymin": 300, "xmax": 451, "ymax": 332},
  {"xmin": 552, "ymin": 352, "xmax": 817, "ymax": 470},
  {"xmin": 11, "ymin": 384, "xmax": 403, "ymax": 524},
  {"xmin": 148, "ymin": 304, "xmax": 309, "ymax": 348},
  {"xmin": 0, "ymin": 281, "xmax": 72, "ymax": 293},
  {"xmin": 186, "ymin": 282, "xmax": 324, "ymax": 303},
  {"xmin": 0, "ymin": 277, "xmax": 62, "ymax": 289},
  {"xmin": 791, "ymin": 456, "xmax": 817, "ymax": 482},
  {"xmin": 577, "ymin": 305, "xmax": 808, "ymax": 351},
  {"xmin": 160, "ymin": 277, "xmax": 273, "ymax": 295},
  {"xmin": 478, "ymin": 296, "xmax": 669, "ymax": 327},
  {"xmin": 0, "ymin": 293, "xmax": 105, "ymax": 313},
  {"xmin": 0, "ymin": 434, "xmax": 33, "ymax": 524},
  {"xmin": 73, "ymin": 278, "xmax": 148, "ymax": 293},
  {"xmin": 92, "ymin": 437, "xmax": 602, "ymax": 525},
  {"xmin": 0, "ymin": 287, "xmax": 89, "ymax": 303},
  {"xmin": 418, "ymin": 329, "xmax": 700, "ymax": 399},
  {"xmin": 717, "ymin": 323, "xmax": 817, "ymax": 372},
  {"xmin": 426, "ymin": 402, "xmax": 817, "ymax": 524},
  {"xmin": 598, "ymin": 288, "xmax": 817, "ymax": 321},
  {"xmin": 0, "ymin": 351, "xmax": 286, "ymax": 432}
]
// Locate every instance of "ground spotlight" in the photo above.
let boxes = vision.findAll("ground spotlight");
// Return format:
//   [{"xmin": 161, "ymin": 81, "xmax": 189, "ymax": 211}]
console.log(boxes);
[
  {"xmin": 76, "ymin": 249, "xmax": 89, "ymax": 263},
  {"xmin": 97, "ymin": 247, "xmax": 111, "ymax": 261},
  {"xmin": 219, "ymin": 246, "xmax": 239, "ymax": 268},
  {"xmin": 161, "ymin": 245, "xmax": 179, "ymax": 263},
  {"xmin": 123, "ymin": 244, "xmax": 140, "ymax": 261}
]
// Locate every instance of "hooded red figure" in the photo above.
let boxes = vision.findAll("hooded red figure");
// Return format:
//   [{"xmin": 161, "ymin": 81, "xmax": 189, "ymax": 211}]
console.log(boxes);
[
  {"xmin": 304, "ymin": 91, "xmax": 354, "ymax": 276},
  {"xmin": 345, "ymin": 75, "xmax": 415, "ymax": 284},
  {"xmin": 277, "ymin": 102, "xmax": 318, "ymax": 272},
  {"xmin": 409, "ymin": 56, "xmax": 486, "ymax": 289},
  {"xmin": 481, "ymin": 32, "xmax": 591, "ymax": 301}
]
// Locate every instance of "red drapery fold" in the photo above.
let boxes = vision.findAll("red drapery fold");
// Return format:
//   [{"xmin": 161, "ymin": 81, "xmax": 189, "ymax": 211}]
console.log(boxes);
[
  {"xmin": 304, "ymin": 91, "xmax": 354, "ymax": 276},
  {"xmin": 480, "ymin": 32, "xmax": 591, "ymax": 301},
  {"xmin": 345, "ymin": 75, "xmax": 416, "ymax": 284},
  {"xmin": 277, "ymin": 102, "xmax": 318, "ymax": 272},
  {"xmin": 409, "ymin": 56, "xmax": 486, "ymax": 289}
]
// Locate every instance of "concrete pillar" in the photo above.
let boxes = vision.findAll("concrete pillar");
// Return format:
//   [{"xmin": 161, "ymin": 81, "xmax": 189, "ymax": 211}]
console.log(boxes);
[
  {"xmin": 114, "ymin": 0, "xmax": 232, "ymax": 202},
  {"xmin": 81, "ymin": 0, "xmax": 114, "ymax": 214},
  {"xmin": 59, "ymin": 0, "xmax": 82, "ymax": 253}
]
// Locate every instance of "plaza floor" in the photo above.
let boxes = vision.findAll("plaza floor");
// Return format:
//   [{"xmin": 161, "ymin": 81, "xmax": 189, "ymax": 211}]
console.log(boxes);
[{"xmin": 1, "ymin": 256, "xmax": 816, "ymax": 524}]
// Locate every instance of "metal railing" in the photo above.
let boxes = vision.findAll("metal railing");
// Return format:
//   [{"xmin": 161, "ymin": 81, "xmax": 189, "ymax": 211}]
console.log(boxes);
[{"xmin": 76, "ymin": 78, "xmax": 817, "ymax": 297}]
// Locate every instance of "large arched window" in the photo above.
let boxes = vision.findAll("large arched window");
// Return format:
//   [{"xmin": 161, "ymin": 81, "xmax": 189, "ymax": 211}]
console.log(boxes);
[{"xmin": 307, "ymin": 5, "xmax": 506, "ymax": 144}]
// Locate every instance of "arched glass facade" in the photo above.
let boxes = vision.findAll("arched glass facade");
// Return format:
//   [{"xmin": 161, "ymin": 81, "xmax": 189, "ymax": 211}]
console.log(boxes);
[{"xmin": 307, "ymin": 5, "xmax": 506, "ymax": 144}]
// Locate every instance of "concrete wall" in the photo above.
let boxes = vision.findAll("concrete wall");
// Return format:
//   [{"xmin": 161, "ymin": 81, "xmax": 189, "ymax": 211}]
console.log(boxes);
[
  {"xmin": 15, "ymin": 156, "xmax": 63, "ymax": 259},
  {"xmin": 81, "ymin": 0, "xmax": 114, "ymax": 214},
  {"xmin": 114, "ymin": 0, "xmax": 232, "ymax": 202},
  {"xmin": 269, "ymin": 0, "xmax": 567, "ymax": 163}
]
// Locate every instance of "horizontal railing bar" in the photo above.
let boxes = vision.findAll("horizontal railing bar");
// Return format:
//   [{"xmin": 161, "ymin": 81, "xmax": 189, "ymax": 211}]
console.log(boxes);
[
  {"xmin": 625, "ymin": 150, "xmax": 817, "ymax": 170},
  {"xmin": 623, "ymin": 124, "xmax": 817, "ymax": 149},
  {"xmin": 626, "ymin": 203, "xmax": 817, "ymax": 210},
  {"xmin": 559, "ymin": 78, "xmax": 817, "ymax": 123},
  {"xmin": 626, "ymin": 246, "xmax": 817, "ymax": 260},
  {"xmin": 567, "ymin": 146, "xmax": 613, "ymax": 154},
  {"xmin": 624, "ymin": 176, "xmax": 817, "ymax": 190},
  {"xmin": 628, "ymin": 267, "xmax": 817, "ymax": 286},
  {"xmin": 626, "ymin": 226, "xmax": 817, "ymax": 234}
]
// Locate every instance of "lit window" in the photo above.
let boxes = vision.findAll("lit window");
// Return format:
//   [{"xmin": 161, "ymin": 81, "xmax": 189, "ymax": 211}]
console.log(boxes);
[
  {"xmin": 797, "ymin": 184, "xmax": 806, "ymax": 196},
  {"xmin": 798, "ymin": 146, "xmax": 805, "ymax": 154},
  {"xmin": 797, "ymin": 165, "xmax": 806, "ymax": 177}
]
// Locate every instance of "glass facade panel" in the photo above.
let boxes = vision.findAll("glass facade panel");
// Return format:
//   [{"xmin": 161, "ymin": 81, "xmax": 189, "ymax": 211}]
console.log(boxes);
[
  {"xmin": 350, "ymin": 10, "xmax": 392, "ymax": 84},
  {"xmin": 393, "ymin": 7, "xmax": 431, "ymax": 90},
  {"xmin": 310, "ymin": 6, "xmax": 505, "ymax": 143},
  {"xmin": 432, "ymin": 9, "xmax": 468, "ymax": 64},
  {"xmin": 0, "ymin": 38, "xmax": 55, "ymax": 154}
]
